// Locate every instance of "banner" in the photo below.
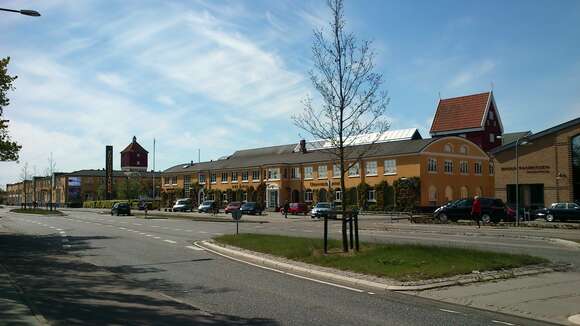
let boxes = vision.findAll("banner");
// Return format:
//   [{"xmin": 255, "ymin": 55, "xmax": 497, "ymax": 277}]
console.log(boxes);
[{"xmin": 106, "ymin": 145, "xmax": 113, "ymax": 200}]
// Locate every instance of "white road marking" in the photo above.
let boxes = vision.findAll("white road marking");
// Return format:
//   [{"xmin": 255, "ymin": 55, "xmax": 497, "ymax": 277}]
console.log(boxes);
[
  {"xmin": 49, "ymin": 226, "xmax": 56, "ymax": 229},
  {"xmin": 151, "ymin": 226, "xmax": 160, "ymax": 228},
  {"xmin": 119, "ymin": 227, "xmax": 126, "ymax": 230},
  {"xmin": 185, "ymin": 246, "xmax": 205, "ymax": 251},
  {"xmin": 56, "ymin": 228, "xmax": 63, "ymax": 231},
  {"xmin": 439, "ymin": 308, "xmax": 461, "ymax": 314},
  {"xmin": 63, "ymin": 245, "xmax": 72, "ymax": 248},
  {"xmin": 196, "ymin": 242, "xmax": 365, "ymax": 293},
  {"xmin": 146, "ymin": 234, "xmax": 154, "ymax": 237},
  {"xmin": 164, "ymin": 240, "xmax": 177, "ymax": 244},
  {"xmin": 60, "ymin": 234, "xmax": 67, "ymax": 238},
  {"xmin": 153, "ymin": 236, "xmax": 161, "ymax": 239},
  {"xmin": 174, "ymin": 229, "xmax": 183, "ymax": 231},
  {"xmin": 491, "ymin": 321, "xmax": 515, "ymax": 326},
  {"xmin": 133, "ymin": 223, "xmax": 142, "ymax": 226},
  {"xmin": 59, "ymin": 231, "xmax": 66, "ymax": 234},
  {"xmin": 199, "ymin": 231, "xmax": 208, "ymax": 234},
  {"xmin": 367, "ymin": 292, "xmax": 375, "ymax": 295}
]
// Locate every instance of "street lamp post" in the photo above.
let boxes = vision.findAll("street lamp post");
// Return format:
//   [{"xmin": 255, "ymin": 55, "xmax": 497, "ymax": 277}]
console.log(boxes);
[
  {"xmin": 514, "ymin": 136, "xmax": 531, "ymax": 226},
  {"xmin": 0, "ymin": 8, "xmax": 41, "ymax": 16}
]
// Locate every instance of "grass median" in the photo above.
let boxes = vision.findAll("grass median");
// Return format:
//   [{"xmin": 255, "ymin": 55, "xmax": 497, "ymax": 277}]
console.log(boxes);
[
  {"xmin": 214, "ymin": 234, "xmax": 548, "ymax": 281},
  {"xmin": 10, "ymin": 208, "xmax": 64, "ymax": 216}
]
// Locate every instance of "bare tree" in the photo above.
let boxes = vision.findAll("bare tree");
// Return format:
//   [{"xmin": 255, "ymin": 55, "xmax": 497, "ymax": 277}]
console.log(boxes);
[
  {"xmin": 292, "ymin": 0, "xmax": 389, "ymax": 252},
  {"xmin": 46, "ymin": 152, "xmax": 56, "ymax": 210},
  {"xmin": 20, "ymin": 162, "xmax": 29, "ymax": 209}
]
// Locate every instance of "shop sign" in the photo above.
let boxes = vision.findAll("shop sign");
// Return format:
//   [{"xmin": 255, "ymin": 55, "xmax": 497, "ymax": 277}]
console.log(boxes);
[{"xmin": 501, "ymin": 165, "xmax": 550, "ymax": 174}]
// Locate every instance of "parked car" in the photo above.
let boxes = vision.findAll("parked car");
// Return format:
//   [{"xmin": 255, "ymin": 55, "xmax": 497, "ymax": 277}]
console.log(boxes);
[
  {"xmin": 225, "ymin": 201, "xmax": 242, "ymax": 214},
  {"xmin": 111, "ymin": 202, "xmax": 131, "ymax": 216},
  {"xmin": 283, "ymin": 202, "xmax": 309, "ymax": 215},
  {"xmin": 198, "ymin": 200, "xmax": 217, "ymax": 213},
  {"xmin": 434, "ymin": 197, "xmax": 509, "ymax": 224},
  {"xmin": 172, "ymin": 198, "xmax": 193, "ymax": 212},
  {"xmin": 240, "ymin": 202, "xmax": 263, "ymax": 215},
  {"xmin": 310, "ymin": 202, "xmax": 337, "ymax": 219},
  {"xmin": 534, "ymin": 203, "xmax": 580, "ymax": 222}
]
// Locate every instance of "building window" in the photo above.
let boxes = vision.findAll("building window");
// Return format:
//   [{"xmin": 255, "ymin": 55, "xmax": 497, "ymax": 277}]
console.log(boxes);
[
  {"xmin": 427, "ymin": 158, "xmax": 437, "ymax": 173},
  {"xmin": 242, "ymin": 171, "xmax": 249, "ymax": 182},
  {"xmin": 291, "ymin": 167, "xmax": 301, "ymax": 179},
  {"xmin": 384, "ymin": 159, "xmax": 397, "ymax": 175},
  {"xmin": 267, "ymin": 168, "xmax": 280, "ymax": 180},
  {"xmin": 335, "ymin": 190, "xmax": 342, "ymax": 202},
  {"xmin": 221, "ymin": 172, "xmax": 228, "ymax": 183},
  {"xmin": 210, "ymin": 173, "xmax": 217, "ymax": 184},
  {"xmin": 460, "ymin": 161, "xmax": 469, "ymax": 174},
  {"xmin": 474, "ymin": 162, "xmax": 482, "ymax": 175},
  {"xmin": 172, "ymin": 176, "xmax": 177, "ymax": 185},
  {"xmin": 198, "ymin": 174, "xmax": 206, "ymax": 184},
  {"xmin": 231, "ymin": 172, "xmax": 238, "ymax": 182},
  {"xmin": 444, "ymin": 144, "xmax": 453, "ymax": 153},
  {"xmin": 164, "ymin": 177, "xmax": 169, "ymax": 185},
  {"xmin": 489, "ymin": 133, "xmax": 495, "ymax": 143},
  {"xmin": 304, "ymin": 166, "xmax": 313, "ymax": 179},
  {"xmin": 459, "ymin": 145, "xmax": 468, "ymax": 155},
  {"xmin": 444, "ymin": 160, "xmax": 453, "ymax": 174},
  {"xmin": 333, "ymin": 164, "xmax": 341, "ymax": 178},
  {"xmin": 136, "ymin": 161, "xmax": 140, "ymax": 165},
  {"xmin": 348, "ymin": 162, "xmax": 360, "ymax": 177},
  {"xmin": 367, "ymin": 189, "xmax": 376, "ymax": 202},
  {"xmin": 223, "ymin": 193, "xmax": 228, "ymax": 202},
  {"xmin": 366, "ymin": 161, "xmax": 377, "ymax": 176},
  {"xmin": 304, "ymin": 189, "xmax": 313, "ymax": 202},
  {"xmin": 489, "ymin": 162, "xmax": 495, "ymax": 176},
  {"xmin": 428, "ymin": 185, "xmax": 437, "ymax": 202},
  {"xmin": 184, "ymin": 176, "xmax": 191, "ymax": 197},
  {"xmin": 318, "ymin": 165, "xmax": 327, "ymax": 179},
  {"xmin": 243, "ymin": 192, "xmax": 248, "ymax": 202},
  {"xmin": 252, "ymin": 170, "xmax": 260, "ymax": 182}
]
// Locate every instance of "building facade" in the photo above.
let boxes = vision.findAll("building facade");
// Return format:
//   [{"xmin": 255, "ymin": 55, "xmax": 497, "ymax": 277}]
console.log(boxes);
[
  {"xmin": 161, "ymin": 133, "xmax": 494, "ymax": 210},
  {"xmin": 121, "ymin": 136, "xmax": 148, "ymax": 172},
  {"xmin": 491, "ymin": 117, "xmax": 580, "ymax": 209}
]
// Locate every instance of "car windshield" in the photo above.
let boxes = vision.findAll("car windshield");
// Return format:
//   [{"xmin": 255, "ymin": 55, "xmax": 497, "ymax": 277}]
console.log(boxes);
[
  {"xmin": 316, "ymin": 203, "xmax": 330, "ymax": 208},
  {"xmin": 176, "ymin": 200, "xmax": 188, "ymax": 205},
  {"xmin": 229, "ymin": 202, "xmax": 241, "ymax": 206},
  {"xmin": 202, "ymin": 201, "xmax": 213, "ymax": 206}
]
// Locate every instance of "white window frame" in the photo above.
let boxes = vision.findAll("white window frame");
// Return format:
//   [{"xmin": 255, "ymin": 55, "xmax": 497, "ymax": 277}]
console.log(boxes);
[
  {"xmin": 172, "ymin": 176, "xmax": 177, "ymax": 185},
  {"xmin": 291, "ymin": 167, "xmax": 301, "ymax": 180},
  {"xmin": 474, "ymin": 161, "xmax": 483, "ymax": 175},
  {"xmin": 242, "ymin": 171, "xmax": 249, "ymax": 182},
  {"xmin": 333, "ymin": 164, "xmax": 341, "ymax": 178},
  {"xmin": 335, "ymin": 190, "xmax": 342, "ymax": 202},
  {"xmin": 252, "ymin": 170, "xmax": 260, "ymax": 183},
  {"xmin": 460, "ymin": 161, "xmax": 469, "ymax": 175},
  {"xmin": 184, "ymin": 176, "xmax": 191, "ymax": 197},
  {"xmin": 231, "ymin": 172, "xmax": 238, "ymax": 182},
  {"xmin": 348, "ymin": 162, "xmax": 360, "ymax": 177},
  {"xmin": 304, "ymin": 166, "xmax": 313, "ymax": 180},
  {"xmin": 304, "ymin": 190, "xmax": 313, "ymax": 202},
  {"xmin": 267, "ymin": 168, "xmax": 280, "ymax": 180},
  {"xmin": 489, "ymin": 162, "xmax": 495, "ymax": 176},
  {"xmin": 367, "ymin": 189, "xmax": 376, "ymax": 202},
  {"xmin": 366, "ymin": 161, "xmax": 378, "ymax": 176},
  {"xmin": 384, "ymin": 159, "xmax": 397, "ymax": 175},
  {"xmin": 210, "ymin": 173, "xmax": 216, "ymax": 184},
  {"xmin": 318, "ymin": 165, "xmax": 327, "ymax": 179},
  {"xmin": 198, "ymin": 174, "xmax": 206, "ymax": 185},
  {"xmin": 427, "ymin": 158, "xmax": 437, "ymax": 173},
  {"xmin": 221, "ymin": 172, "xmax": 228, "ymax": 184},
  {"xmin": 444, "ymin": 160, "xmax": 453, "ymax": 174}
]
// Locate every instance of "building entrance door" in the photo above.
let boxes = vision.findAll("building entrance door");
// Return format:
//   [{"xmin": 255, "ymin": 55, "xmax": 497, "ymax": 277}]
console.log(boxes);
[{"xmin": 267, "ymin": 185, "xmax": 279, "ymax": 209}]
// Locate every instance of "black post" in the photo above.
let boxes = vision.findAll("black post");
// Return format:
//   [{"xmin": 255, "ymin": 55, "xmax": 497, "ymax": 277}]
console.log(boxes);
[
  {"xmin": 349, "ymin": 213, "xmax": 354, "ymax": 250},
  {"xmin": 323, "ymin": 215, "xmax": 328, "ymax": 254},
  {"xmin": 354, "ymin": 211, "xmax": 359, "ymax": 252}
]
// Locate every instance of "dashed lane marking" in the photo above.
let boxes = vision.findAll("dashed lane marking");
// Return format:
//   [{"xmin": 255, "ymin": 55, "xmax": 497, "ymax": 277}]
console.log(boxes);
[
  {"xmin": 185, "ymin": 245, "xmax": 205, "ymax": 251},
  {"xmin": 63, "ymin": 245, "xmax": 72, "ymax": 249},
  {"xmin": 439, "ymin": 308, "xmax": 462, "ymax": 315},
  {"xmin": 491, "ymin": 321, "xmax": 516, "ymax": 326},
  {"xmin": 199, "ymin": 231, "xmax": 208, "ymax": 234},
  {"xmin": 164, "ymin": 240, "xmax": 177, "ymax": 244},
  {"xmin": 153, "ymin": 237, "xmax": 161, "ymax": 239},
  {"xmin": 59, "ymin": 231, "xmax": 66, "ymax": 234}
]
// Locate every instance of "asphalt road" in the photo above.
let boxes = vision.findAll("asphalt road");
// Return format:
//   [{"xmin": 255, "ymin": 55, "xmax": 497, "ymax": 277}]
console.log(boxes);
[{"xmin": 0, "ymin": 208, "xmax": 562, "ymax": 325}]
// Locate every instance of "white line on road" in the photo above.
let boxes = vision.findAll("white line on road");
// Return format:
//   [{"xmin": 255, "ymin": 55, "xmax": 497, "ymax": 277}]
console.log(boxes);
[
  {"xmin": 153, "ymin": 237, "xmax": 161, "ymax": 239},
  {"xmin": 133, "ymin": 223, "xmax": 142, "ymax": 226},
  {"xmin": 59, "ymin": 231, "xmax": 66, "ymax": 234},
  {"xmin": 367, "ymin": 292, "xmax": 375, "ymax": 295},
  {"xmin": 49, "ymin": 226, "xmax": 56, "ymax": 229},
  {"xmin": 491, "ymin": 320, "xmax": 516, "ymax": 326},
  {"xmin": 60, "ymin": 234, "xmax": 67, "ymax": 238},
  {"xmin": 195, "ymin": 242, "xmax": 365, "ymax": 293},
  {"xmin": 151, "ymin": 226, "xmax": 160, "ymax": 228},
  {"xmin": 63, "ymin": 245, "xmax": 72, "ymax": 249},
  {"xmin": 56, "ymin": 228, "xmax": 63, "ymax": 231},
  {"xmin": 199, "ymin": 231, "xmax": 208, "ymax": 234},
  {"xmin": 164, "ymin": 240, "xmax": 177, "ymax": 244},
  {"xmin": 439, "ymin": 308, "xmax": 462, "ymax": 314},
  {"xmin": 146, "ymin": 234, "xmax": 153, "ymax": 237},
  {"xmin": 185, "ymin": 246, "xmax": 205, "ymax": 251}
]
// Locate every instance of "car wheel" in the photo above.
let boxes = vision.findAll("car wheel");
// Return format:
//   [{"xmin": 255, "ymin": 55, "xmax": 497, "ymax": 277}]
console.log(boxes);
[
  {"xmin": 438, "ymin": 213, "xmax": 448, "ymax": 223},
  {"xmin": 111, "ymin": 212, "xmax": 113, "ymax": 216},
  {"xmin": 546, "ymin": 214, "xmax": 555, "ymax": 222},
  {"xmin": 117, "ymin": 212, "xmax": 120, "ymax": 216},
  {"xmin": 481, "ymin": 214, "xmax": 491, "ymax": 224}
]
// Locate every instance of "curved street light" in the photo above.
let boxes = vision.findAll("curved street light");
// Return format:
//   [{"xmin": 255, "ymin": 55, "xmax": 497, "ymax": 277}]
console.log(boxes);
[{"xmin": 0, "ymin": 8, "xmax": 41, "ymax": 17}]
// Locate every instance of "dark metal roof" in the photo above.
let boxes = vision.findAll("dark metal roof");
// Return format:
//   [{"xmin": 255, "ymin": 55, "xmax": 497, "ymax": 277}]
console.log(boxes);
[
  {"xmin": 65, "ymin": 169, "xmax": 161, "ymax": 177},
  {"xmin": 163, "ymin": 138, "xmax": 437, "ymax": 173},
  {"xmin": 491, "ymin": 117, "xmax": 580, "ymax": 154}
]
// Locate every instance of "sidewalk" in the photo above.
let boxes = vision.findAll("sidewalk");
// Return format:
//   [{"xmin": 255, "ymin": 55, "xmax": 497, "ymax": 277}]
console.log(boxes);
[{"xmin": 0, "ymin": 264, "xmax": 46, "ymax": 325}]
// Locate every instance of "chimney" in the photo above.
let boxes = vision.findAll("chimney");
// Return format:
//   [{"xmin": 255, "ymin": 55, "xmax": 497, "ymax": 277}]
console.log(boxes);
[
  {"xmin": 299, "ymin": 139, "xmax": 307, "ymax": 154},
  {"xmin": 190, "ymin": 160, "xmax": 194, "ymax": 166},
  {"xmin": 132, "ymin": 136, "xmax": 137, "ymax": 143}
]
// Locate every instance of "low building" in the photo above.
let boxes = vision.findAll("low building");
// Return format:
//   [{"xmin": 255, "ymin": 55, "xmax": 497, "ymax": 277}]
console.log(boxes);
[
  {"xmin": 491, "ymin": 117, "xmax": 580, "ymax": 209},
  {"xmin": 161, "ymin": 130, "xmax": 493, "ymax": 210}
]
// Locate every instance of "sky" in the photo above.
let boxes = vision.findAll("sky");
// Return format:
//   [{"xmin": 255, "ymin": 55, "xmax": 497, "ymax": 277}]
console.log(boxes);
[{"xmin": 1, "ymin": 0, "xmax": 579, "ymax": 187}]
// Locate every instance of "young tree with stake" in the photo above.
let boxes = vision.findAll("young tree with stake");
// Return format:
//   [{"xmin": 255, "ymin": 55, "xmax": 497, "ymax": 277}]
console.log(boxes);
[{"xmin": 293, "ymin": 0, "xmax": 389, "ymax": 252}]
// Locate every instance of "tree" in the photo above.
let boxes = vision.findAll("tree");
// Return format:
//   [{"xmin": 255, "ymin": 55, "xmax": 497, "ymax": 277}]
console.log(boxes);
[
  {"xmin": 292, "ymin": 0, "xmax": 389, "ymax": 252},
  {"xmin": 20, "ymin": 162, "xmax": 29, "ymax": 208},
  {"xmin": 45, "ymin": 152, "xmax": 56, "ymax": 210},
  {"xmin": 0, "ymin": 57, "xmax": 21, "ymax": 161}
]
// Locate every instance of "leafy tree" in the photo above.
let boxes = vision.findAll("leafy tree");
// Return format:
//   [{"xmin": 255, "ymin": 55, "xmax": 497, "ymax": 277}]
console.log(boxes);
[
  {"xmin": 292, "ymin": 0, "xmax": 389, "ymax": 251},
  {"xmin": 0, "ymin": 57, "xmax": 21, "ymax": 161}
]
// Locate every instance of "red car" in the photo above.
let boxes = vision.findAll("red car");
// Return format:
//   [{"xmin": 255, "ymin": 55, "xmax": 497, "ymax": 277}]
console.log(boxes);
[
  {"xmin": 284, "ymin": 203, "xmax": 309, "ymax": 215},
  {"xmin": 225, "ymin": 201, "xmax": 242, "ymax": 214}
]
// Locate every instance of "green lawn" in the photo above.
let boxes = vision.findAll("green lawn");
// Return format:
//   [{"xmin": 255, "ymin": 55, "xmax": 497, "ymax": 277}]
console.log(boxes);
[
  {"xmin": 10, "ymin": 208, "xmax": 64, "ymax": 215},
  {"xmin": 214, "ymin": 234, "xmax": 548, "ymax": 281}
]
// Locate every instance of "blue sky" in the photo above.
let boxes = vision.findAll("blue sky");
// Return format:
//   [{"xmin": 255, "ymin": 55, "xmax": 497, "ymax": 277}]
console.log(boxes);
[{"xmin": 1, "ymin": 0, "xmax": 579, "ymax": 187}]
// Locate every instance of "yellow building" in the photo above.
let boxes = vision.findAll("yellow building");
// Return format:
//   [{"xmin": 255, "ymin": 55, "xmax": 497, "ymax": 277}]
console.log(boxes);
[{"xmin": 161, "ymin": 130, "xmax": 493, "ymax": 210}]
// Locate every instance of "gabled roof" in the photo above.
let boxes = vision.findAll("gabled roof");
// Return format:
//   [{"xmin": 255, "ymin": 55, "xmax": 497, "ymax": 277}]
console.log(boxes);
[
  {"xmin": 430, "ymin": 92, "xmax": 502, "ymax": 135},
  {"xmin": 491, "ymin": 117, "xmax": 580, "ymax": 154},
  {"xmin": 121, "ymin": 136, "xmax": 149, "ymax": 154}
]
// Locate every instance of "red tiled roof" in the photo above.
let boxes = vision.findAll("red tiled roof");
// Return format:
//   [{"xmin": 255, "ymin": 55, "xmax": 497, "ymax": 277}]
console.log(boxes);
[
  {"xmin": 430, "ymin": 92, "xmax": 491, "ymax": 134},
  {"xmin": 121, "ymin": 138, "xmax": 148, "ymax": 154}
]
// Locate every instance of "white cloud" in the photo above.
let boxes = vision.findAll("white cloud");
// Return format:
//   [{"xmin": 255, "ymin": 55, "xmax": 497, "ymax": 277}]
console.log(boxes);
[
  {"xmin": 448, "ymin": 60, "xmax": 496, "ymax": 89},
  {"xmin": 96, "ymin": 73, "xmax": 128, "ymax": 91}
]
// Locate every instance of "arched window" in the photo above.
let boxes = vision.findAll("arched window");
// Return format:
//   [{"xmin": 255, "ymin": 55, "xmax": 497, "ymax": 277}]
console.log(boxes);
[
  {"xmin": 460, "ymin": 186, "xmax": 468, "ymax": 199},
  {"xmin": 444, "ymin": 186, "xmax": 453, "ymax": 202},
  {"xmin": 444, "ymin": 144, "xmax": 453, "ymax": 153},
  {"xmin": 428, "ymin": 185, "xmax": 438, "ymax": 202},
  {"xmin": 459, "ymin": 145, "xmax": 468, "ymax": 155}
]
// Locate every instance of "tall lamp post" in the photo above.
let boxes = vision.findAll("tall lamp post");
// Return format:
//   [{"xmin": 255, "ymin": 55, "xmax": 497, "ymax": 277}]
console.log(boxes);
[
  {"xmin": 514, "ymin": 136, "xmax": 532, "ymax": 226},
  {"xmin": 0, "ymin": 8, "xmax": 41, "ymax": 16}
]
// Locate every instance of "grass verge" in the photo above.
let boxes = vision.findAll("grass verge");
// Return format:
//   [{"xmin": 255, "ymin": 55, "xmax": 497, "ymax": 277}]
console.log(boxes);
[
  {"xmin": 10, "ymin": 208, "xmax": 64, "ymax": 216},
  {"xmin": 214, "ymin": 234, "xmax": 548, "ymax": 281}
]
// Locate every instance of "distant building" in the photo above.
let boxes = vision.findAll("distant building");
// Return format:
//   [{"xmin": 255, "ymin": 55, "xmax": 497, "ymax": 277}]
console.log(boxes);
[
  {"xmin": 121, "ymin": 136, "xmax": 148, "ymax": 172},
  {"xmin": 430, "ymin": 92, "xmax": 503, "ymax": 152}
]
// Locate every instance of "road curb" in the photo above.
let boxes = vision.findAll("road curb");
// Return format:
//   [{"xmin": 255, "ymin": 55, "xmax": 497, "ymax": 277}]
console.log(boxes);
[
  {"xmin": 197, "ymin": 240, "xmax": 567, "ymax": 292},
  {"xmin": 0, "ymin": 263, "xmax": 49, "ymax": 325}
]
